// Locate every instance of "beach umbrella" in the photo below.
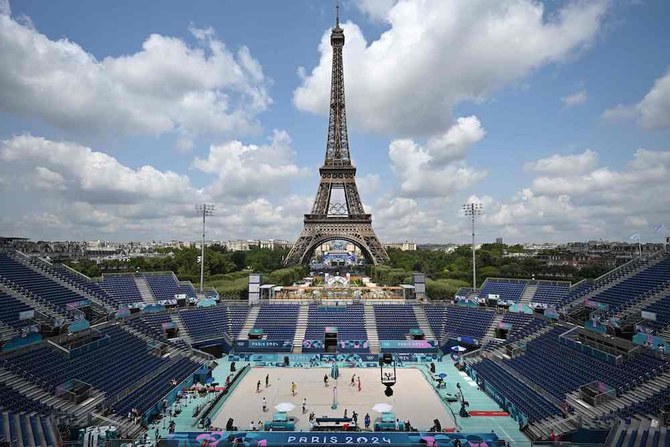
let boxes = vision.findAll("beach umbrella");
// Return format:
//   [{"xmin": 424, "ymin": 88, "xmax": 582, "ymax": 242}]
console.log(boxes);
[
  {"xmin": 274, "ymin": 402, "xmax": 296, "ymax": 412},
  {"xmin": 372, "ymin": 403, "xmax": 393, "ymax": 413},
  {"xmin": 438, "ymin": 373, "xmax": 447, "ymax": 379},
  {"xmin": 451, "ymin": 346, "xmax": 467, "ymax": 352}
]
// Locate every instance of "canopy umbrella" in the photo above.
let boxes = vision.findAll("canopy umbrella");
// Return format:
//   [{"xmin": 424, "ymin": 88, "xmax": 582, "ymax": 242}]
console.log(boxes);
[
  {"xmin": 451, "ymin": 345, "xmax": 467, "ymax": 352},
  {"xmin": 438, "ymin": 372, "xmax": 447, "ymax": 379},
  {"xmin": 274, "ymin": 402, "xmax": 296, "ymax": 412},
  {"xmin": 372, "ymin": 403, "xmax": 393, "ymax": 413}
]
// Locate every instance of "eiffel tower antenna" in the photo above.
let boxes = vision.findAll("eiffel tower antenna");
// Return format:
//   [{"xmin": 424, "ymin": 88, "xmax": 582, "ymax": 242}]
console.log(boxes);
[
  {"xmin": 336, "ymin": 0, "xmax": 340, "ymax": 27},
  {"xmin": 284, "ymin": 5, "xmax": 389, "ymax": 266}
]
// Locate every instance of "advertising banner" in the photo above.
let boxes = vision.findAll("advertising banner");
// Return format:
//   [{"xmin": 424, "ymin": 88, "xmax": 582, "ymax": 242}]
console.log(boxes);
[{"xmin": 233, "ymin": 339, "xmax": 293, "ymax": 352}]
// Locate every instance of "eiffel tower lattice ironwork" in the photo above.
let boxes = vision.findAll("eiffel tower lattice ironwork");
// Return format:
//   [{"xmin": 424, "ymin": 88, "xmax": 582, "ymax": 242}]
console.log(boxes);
[{"xmin": 284, "ymin": 8, "xmax": 389, "ymax": 266}]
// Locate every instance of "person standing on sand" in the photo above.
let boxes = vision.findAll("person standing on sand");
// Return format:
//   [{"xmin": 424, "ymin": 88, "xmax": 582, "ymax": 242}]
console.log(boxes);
[{"xmin": 291, "ymin": 381, "xmax": 297, "ymax": 396}]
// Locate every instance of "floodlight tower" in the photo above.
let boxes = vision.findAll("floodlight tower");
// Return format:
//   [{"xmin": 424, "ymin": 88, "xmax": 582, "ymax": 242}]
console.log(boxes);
[
  {"xmin": 463, "ymin": 203, "xmax": 482, "ymax": 290},
  {"xmin": 196, "ymin": 204, "xmax": 214, "ymax": 293}
]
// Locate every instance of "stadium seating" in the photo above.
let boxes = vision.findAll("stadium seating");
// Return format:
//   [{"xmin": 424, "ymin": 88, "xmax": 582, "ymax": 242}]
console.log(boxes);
[
  {"xmin": 179, "ymin": 306, "xmax": 229, "ymax": 342},
  {"xmin": 2, "ymin": 326, "xmax": 169, "ymax": 397},
  {"xmin": 253, "ymin": 304, "xmax": 300, "ymax": 340},
  {"xmin": 0, "ymin": 290, "xmax": 34, "ymax": 329},
  {"xmin": 304, "ymin": 304, "xmax": 367, "ymax": 341},
  {"xmin": 101, "ymin": 275, "xmax": 143, "ymax": 305},
  {"xmin": 588, "ymin": 257, "xmax": 670, "ymax": 311},
  {"xmin": 0, "ymin": 411, "xmax": 58, "ymax": 447},
  {"xmin": 374, "ymin": 304, "xmax": 419, "ymax": 340},
  {"xmin": 443, "ymin": 306, "xmax": 495, "ymax": 341},
  {"xmin": 51, "ymin": 265, "xmax": 118, "ymax": 307},
  {"xmin": 640, "ymin": 291, "xmax": 670, "ymax": 329},
  {"xmin": 113, "ymin": 356, "xmax": 200, "ymax": 415},
  {"xmin": 128, "ymin": 313, "xmax": 174, "ymax": 341},
  {"xmin": 471, "ymin": 359, "xmax": 561, "ymax": 423},
  {"xmin": 505, "ymin": 327, "xmax": 669, "ymax": 399},
  {"xmin": 0, "ymin": 383, "xmax": 51, "ymax": 414},
  {"xmin": 478, "ymin": 280, "xmax": 527, "ymax": 302},
  {"xmin": 530, "ymin": 283, "xmax": 570, "ymax": 305},
  {"xmin": 501, "ymin": 313, "xmax": 548, "ymax": 342},
  {"xmin": 144, "ymin": 274, "xmax": 196, "ymax": 301},
  {"xmin": 0, "ymin": 254, "xmax": 83, "ymax": 314}
]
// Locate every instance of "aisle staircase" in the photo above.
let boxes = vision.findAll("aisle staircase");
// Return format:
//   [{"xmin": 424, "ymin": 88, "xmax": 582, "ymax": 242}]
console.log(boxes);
[
  {"xmin": 171, "ymin": 313, "xmax": 194, "ymax": 345},
  {"xmin": 134, "ymin": 276, "xmax": 156, "ymax": 303},
  {"xmin": 412, "ymin": 306, "xmax": 436, "ymax": 341},
  {"xmin": 364, "ymin": 304, "xmax": 380, "ymax": 353},
  {"xmin": 484, "ymin": 313, "xmax": 505, "ymax": 340},
  {"xmin": 237, "ymin": 306, "xmax": 260, "ymax": 341},
  {"xmin": 292, "ymin": 303, "xmax": 310, "ymax": 353},
  {"xmin": 519, "ymin": 283, "xmax": 538, "ymax": 305}
]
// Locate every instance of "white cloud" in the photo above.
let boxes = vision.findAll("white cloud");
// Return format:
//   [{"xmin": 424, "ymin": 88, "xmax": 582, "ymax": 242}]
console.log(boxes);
[
  {"xmin": 561, "ymin": 89, "xmax": 587, "ymax": 107},
  {"xmin": 523, "ymin": 150, "xmax": 598, "ymax": 176},
  {"xmin": 0, "ymin": 0, "xmax": 10, "ymax": 16},
  {"xmin": 388, "ymin": 116, "xmax": 487, "ymax": 197},
  {"xmin": 484, "ymin": 148, "xmax": 670, "ymax": 240},
  {"xmin": 355, "ymin": 0, "xmax": 398, "ymax": 23},
  {"xmin": 1, "ymin": 135, "xmax": 198, "ymax": 204},
  {"xmin": 0, "ymin": 11, "xmax": 270, "ymax": 138},
  {"xmin": 0, "ymin": 133, "xmax": 316, "ymax": 241},
  {"xmin": 193, "ymin": 130, "xmax": 307, "ymax": 201},
  {"xmin": 603, "ymin": 70, "xmax": 670, "ymax": 130},
  {"xmin": 295, "ymin": 0, "xmax": 608, "ymax": 135}
]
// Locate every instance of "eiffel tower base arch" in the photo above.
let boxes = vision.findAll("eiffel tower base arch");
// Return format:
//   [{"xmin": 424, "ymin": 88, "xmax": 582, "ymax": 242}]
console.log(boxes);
[{"xmin": 284, "ymin": 218, "xmax": 389, "ymax": 266}]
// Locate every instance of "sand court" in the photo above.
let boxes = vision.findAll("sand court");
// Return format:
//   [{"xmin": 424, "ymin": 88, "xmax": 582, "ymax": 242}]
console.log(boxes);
[{"xmin": 212, "ymin": 366, "xmax": 455, "ymax": 432}]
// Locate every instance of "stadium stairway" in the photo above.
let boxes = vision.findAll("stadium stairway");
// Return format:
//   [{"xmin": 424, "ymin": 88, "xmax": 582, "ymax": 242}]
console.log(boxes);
[
  {"xmin": 171, "ymin": 313, "xmax": 194, "ymax": 346},
  {"xmin": 363, "ymin": 304, "xmax": 380, "ymax": 353},
  {"xmin": 483, "ymin": 313, "xmax": 505, "ymax": 342},
  {"xmin": 8, "ymin": 251, "xmax": 113, "ymax": 314},
  {"xmin": 237, "ymin": 306, "xmax": 260, "ymax": 340},
  {"xmin": 134, "ymin": 277, "xmax": 156, "ymax": 304},
  {"xmin": 606, "ymin": 417, "xmax": 666, "ymax": 447},
  {"xmin": 292, "ymin": 303, "xmax": 309, "ymax": 353},
  {"xmin": 0, "ymin": 366, "xmax": 105, "ymax": 424},
  {"xmin": 566, "ymin": 369, "xmax": 670, "ymax": 424},
  {"xmin": 519, "ymin": 283, "xmax": 538, "ymax": 305},
  {"xmin": 412, "ymin": 305, "xmax": 436, "ymax": 342}
]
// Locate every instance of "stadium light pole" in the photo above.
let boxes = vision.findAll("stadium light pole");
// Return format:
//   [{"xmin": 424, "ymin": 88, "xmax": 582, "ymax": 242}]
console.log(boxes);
[
  {"xmin": 196, "ymin": 204, "xmax": 214, "ymax": 294},
  {"xmin": 463, "ymin": 203, "xmax": 482, "ymax": 290}
]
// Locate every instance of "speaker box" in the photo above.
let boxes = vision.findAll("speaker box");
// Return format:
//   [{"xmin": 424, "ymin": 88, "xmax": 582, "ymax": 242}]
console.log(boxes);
[{"xmin": 284, "ymin": 356, "xmax": 289, "ymax": 366}]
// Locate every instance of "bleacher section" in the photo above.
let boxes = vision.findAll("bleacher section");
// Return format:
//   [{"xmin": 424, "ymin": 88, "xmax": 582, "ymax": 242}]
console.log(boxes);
[
  {"xmin": 441, "ymin": 306, "xmax": 495, "ymax": 341},
  {"xmin": 374, "ymin": 304, "xmax": 419, "ymax": 340},
  {"xmin": 128, "ymin": 313, "xmax": 174, "ymax": 341},
  {"xmin": 478, "ymin": 279, "xmax": 527, "ymax": 303},
  {"xmin": 144, "ymin": 274, "xmax": 196, "ymax": 301},
  {"xmin": 179, "ymin": 306, "xmax": 229, "ymax": 342},
  {"xmin": 253, "ymin": 304, "xmax": 300, "ymax": 340},
  {"xmin": 0, "ymin": 254, "xmax": 82, "ymax": 314},
  {"xmin": 0, "ymin": 411, "xmax": 58, "ymax": 447},
  {"xmin": 471, "ymin": 359, "xmax": 561, "ymax": 423},
  {"xmin": 531, "ymin": 283, "xmax": 570, "ymax": 305},
  {"xmin": 588, "ymin": 257, "xmax": 670, "ymax": 311},
  {"xmin": 2, "ymin": 326, "xmax": 170, "ymax": 397},
  {"xmin": 642, "ymin": 291, "xmax": 670, "ymax": 329},
  {"xmin": 113, "ymin": 356, "xmax": 200, "ymax": 415},
  {"xmin": 0, "ymin": 383, "xmax": 51, "ymax": 414},
  {"xmin": 0, "ymin": 290, "xmax": 33, "ymax": 329},
  {"xmin": 102, "ymin": 275, "xmax": 143, "ymax": 305},
  {"xmin": 304, "ymin": 304, "xmax": 367, "ymax": 341},
  {"xmin": 501, "ymin": 313, "xmax": 548, "ymax": 342},
  {"xmin": 505, "ymin": 327, "xmax": 669, "ymax": 400},
  {"xmin": 52, "ymin": 265, "xmax": 118, "ymax": 308}
]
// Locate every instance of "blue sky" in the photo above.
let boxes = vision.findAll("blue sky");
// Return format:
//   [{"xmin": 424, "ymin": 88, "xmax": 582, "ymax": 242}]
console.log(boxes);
[{"xmin": 0, "ymin": 0, "xmax": 669, "ymax": 244}]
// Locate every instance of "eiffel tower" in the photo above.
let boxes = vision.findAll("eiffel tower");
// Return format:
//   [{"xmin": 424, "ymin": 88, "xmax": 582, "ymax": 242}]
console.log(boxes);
[{"xmin": 284, "ymin": 6, "xmax": 389, "ymax": 266}]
